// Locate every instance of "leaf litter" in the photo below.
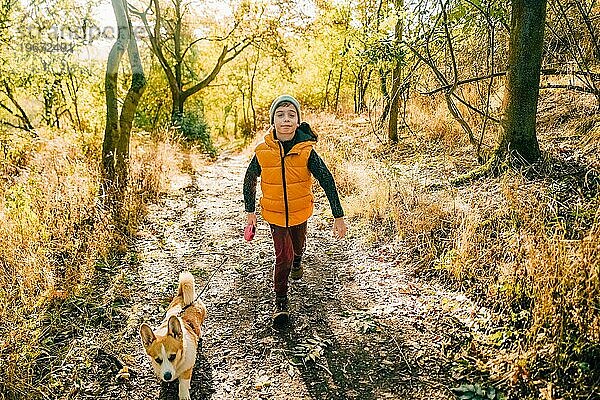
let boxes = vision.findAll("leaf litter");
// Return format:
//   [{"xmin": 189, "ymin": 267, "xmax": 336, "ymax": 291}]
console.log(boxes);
[{"xmin": 41, "ymin": 151, "xmax": 511, "ymax": 399}]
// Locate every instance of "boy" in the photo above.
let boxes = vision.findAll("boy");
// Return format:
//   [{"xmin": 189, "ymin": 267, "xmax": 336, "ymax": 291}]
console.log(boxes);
[{"xmin": 243, "ymin": 94, "xmax": 347, "ymax": 326}]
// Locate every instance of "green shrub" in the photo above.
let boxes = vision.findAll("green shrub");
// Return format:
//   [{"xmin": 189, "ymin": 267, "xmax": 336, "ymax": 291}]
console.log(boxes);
[{"xmin": 175, "ymin": 111, "xmax": 216, "ymax": 157}]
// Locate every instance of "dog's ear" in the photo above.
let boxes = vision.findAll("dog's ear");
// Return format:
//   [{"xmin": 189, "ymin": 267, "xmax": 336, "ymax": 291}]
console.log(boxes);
[
  {"xmin": 140, "ymin": 324, "xmax": 156, "ymax": 349},
  {"xmin": 167, "ymin": 315, "xmax": 183, "ymax": 340}
]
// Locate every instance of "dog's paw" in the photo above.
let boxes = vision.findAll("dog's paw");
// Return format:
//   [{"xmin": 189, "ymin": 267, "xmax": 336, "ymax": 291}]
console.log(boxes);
[
  {"xmin": 179, "ymin": 377, "xmax": 192, "ymax": 400},
  {"xmin": 178, "ymin": 388, "xmax": 191, "ymax": 400}
]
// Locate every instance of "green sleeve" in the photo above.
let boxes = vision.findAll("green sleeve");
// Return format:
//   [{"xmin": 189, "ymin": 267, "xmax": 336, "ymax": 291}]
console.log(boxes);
[
  {"xmin": 243, "ymin": 155, "xmax": 261, "ymax": 213},
  {"xmin": 307, "ymin": 150, "xmax": 344, "ymax": 218}
]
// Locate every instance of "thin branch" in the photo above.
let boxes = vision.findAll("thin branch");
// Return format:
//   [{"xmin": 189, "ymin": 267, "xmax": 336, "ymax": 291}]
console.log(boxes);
[
  {"xmin": 1, "ymin": 81, "xmax": 35, "ymax": 133},
  {"xmin": 181, "ymin": 21, "xmax": 240, "ymax": 61},
  {"xmin": 422, "ymin": 72, "xmax": 506, "ymax": 95},
  {"xmin": 180, "ymin": 36, "xmax": 253, "ymax": 99},
  {"xmin": 463, "ymin": 0, "xmax": 510, "ymax": 32},
  {"xmin": 549, "ymin": 0, "xmax": 598, "ymax": 93},
  {"xmin": 451, "ymin": 93, "xmax": 500, "ymax": 124},
  {"xmin": 406, "ymin": 40, "xmax": 448, "ymax": 85},
  {"xmin": 129, "ymin": 0, "xmax": 177, "ymax": 90},
  {"xmin": 223, "ymin": 38, "xmax": 253, "ymax": 63},
  {"xmin": 478, "ymin": 1, "xmax": 496, "ymax": 160},
  {"xmin": 423, "ymin": 68, "xmax": 600, "ymax": 95},
  {"xmin": 575, "ymin": 0, "xmax": 600, "ymax": 59},
  {"xmin": 1, "ymin": 119, "xmax": 30, "ymax": 131},
  {"xmin": 540, "ymin": 84, "xmax": 599, "ymax": 94},
  {"xmin": 440, "ymin": 0, "xmax": 458, "ymax": 85},
  {"xmin": 0, "ymin": 99, "xmax": 13, "ymax": 114},
  {"xmin": 181, "ymin": 45, "xmax": 229, "ymax": 98},
  {"xmin": 440, "ymin": 0, "xmax": 477, "ymax": 146}
]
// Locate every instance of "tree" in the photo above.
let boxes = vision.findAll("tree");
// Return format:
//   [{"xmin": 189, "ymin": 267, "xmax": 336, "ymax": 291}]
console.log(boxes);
[
  {"xmin": 0, "ymin": 0, "xmax": 36, "ymax": 133},
  {"xmin": 497, "ymin": 0, "xmax": 546, "ymax": 162},
  {"xmin": 101, "ymin": 0, "xmax": 146, "ymax": 218},
  {"xmin": 454, "ymin": 0, "xmax": 547, "ymax": 184},
  {"xmin": 544, "ymin": 0, "xmax": 600, "ymax": 106},
  {"xmin": 388, "ymin": 0, "xmax": 403, "ymax": 143},
  {"xmin": 0, "ymin": 0, "xmax": 96, "ymax": 133},
  {"xmin": 131, "ymin": 0, "xmax": 251, "ymax": 123}
]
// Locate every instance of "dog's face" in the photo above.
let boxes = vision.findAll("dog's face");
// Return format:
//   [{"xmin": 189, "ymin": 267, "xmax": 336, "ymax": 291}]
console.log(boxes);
[{"xmin": 140, "ymin": 315, "xmax": 186, "ymax": 382}]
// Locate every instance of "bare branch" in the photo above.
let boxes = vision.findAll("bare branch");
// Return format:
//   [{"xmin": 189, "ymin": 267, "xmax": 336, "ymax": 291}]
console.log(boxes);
[
  {"xmin": 440, "ymin": 0, "xmax": 458, "ymax": 85},
  {"xmin": 130, "ymin": 0, "xmax": 177, "ymax": 91},
  {"xmin": 180, "ymin": 20, "xmax": 241, "ymax": 61},
  {"xmin": 451, "ymin": 93, "xmax": 501, "ymax": 124},
  {"xmin": 1, "ymin": 120, "xmax": 24, "ymax": 130},
  {"xmin": 431, "ymin": 0, "xmax": 478, "ymax": 147},
  {"xmin": 463, "ymin": 0, "xmax": 510, "ymax": 32},
  {"xmin": 223, "ymin": 38, "xmax": 253, "ymax": 63},
  {"xmin": 423, "ymin": 68, "xmax": 600, "ymax": 96},
  {"xmin": 181, "ymin": 37, "xmax": 253, "ymax": 99},
  {"xmin": 422, "ymin": 72, "xmax": 507, "ymax": 95},
  {"xmin": 1, "ymin": 81, "xmax": 35, "ymax": 133},
  {"xmin": 181, "ymin": 45, "xmax": 229, "ymax": 98},
  {"xmin": 0, "ymin": 99, "xmax": 13, "ymax": 114},
  {"xmin": 548, "ymin": 0, "xmax": 599, "ymax": 94},
  {"xmin": 540, "ymin": 84, "xmax": 599, "ymax": 95}
]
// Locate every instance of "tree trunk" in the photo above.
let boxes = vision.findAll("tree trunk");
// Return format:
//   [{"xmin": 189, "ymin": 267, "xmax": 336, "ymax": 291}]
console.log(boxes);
[
  {"xmin": 497, "ymin": 0, "xmax": 546, "ymax": 163},
  {"xmin": 452, "ymin": 0, "xmax": 547, "ymax": 185},
  {"xmin": 249, "ymin": 48, "xmax": 260, "ymax": 131},
  {"xmin": 354, "ymin": 68, "xmax": 370, "ymax": 114},
  {"xmin": 66, "ymin": 64, "xmax": 83, "ymax": 133},
  {"xmin": 102, "ymin": 0, "xmax": 146, "ymax": 222},
  {"xmin": 233, "ymin": 106, "xmax": 239, "ymax": 139},
  {"xmin": 334, "ymin": 38, "xmax": 346, "ymax": 114},
  {"xmin": 323, "ymin": 69, "xmax": 333, "ymax": 109},
  {"xmin": 171, "ymin": 90, "xmax": 184, "ymax": 123},
  {"xmin": 379, "ymin": 69, "xmax": 390, "ymax": 126},
  {"xmin": 388, "ymin": 68, "xmax": 401, "ymax": 143},
  {"xmin": 1, "ymin": 81, "xmax": 35, "ymax": 134},
  {"xmin": 43, "ymin": 82, "xmax": 54, "ymax": 127},
  {"xmin": 388, "ymin": 0, "xmax": 403, "ymax": 143}
]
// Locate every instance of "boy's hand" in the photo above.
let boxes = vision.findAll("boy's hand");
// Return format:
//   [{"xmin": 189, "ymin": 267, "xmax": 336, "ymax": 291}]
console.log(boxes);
[
  {"xmin": 333, "ymin": 217, "xmax": 347, "ymax": 239},
  {"xmin": 246, "ymin": 212, "xmax": 257, "ymax": 227}
]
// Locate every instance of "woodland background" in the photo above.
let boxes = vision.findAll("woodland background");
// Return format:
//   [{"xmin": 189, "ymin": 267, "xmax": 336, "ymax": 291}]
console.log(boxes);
[{"xmin": 0, "ymin": 0, "xmax": 599, "ymax": 399}]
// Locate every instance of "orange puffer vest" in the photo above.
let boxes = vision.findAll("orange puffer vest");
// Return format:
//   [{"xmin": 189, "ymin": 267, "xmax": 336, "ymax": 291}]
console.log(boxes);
[{"xmin": 255, "ymin": 129, "xmax": 315, "ymax": 227}]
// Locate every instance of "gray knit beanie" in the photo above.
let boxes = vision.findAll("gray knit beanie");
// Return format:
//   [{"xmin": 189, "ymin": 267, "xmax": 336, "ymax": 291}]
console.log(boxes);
[{"xmin": 269, "ymin": 95, "xmax": 301, "ymax": 125}]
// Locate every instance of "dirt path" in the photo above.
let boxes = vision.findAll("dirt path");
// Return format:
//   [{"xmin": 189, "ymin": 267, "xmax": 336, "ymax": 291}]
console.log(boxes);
[{"xmin": 95, "ymin": 152, "xmax": 482, "ymax": 400}]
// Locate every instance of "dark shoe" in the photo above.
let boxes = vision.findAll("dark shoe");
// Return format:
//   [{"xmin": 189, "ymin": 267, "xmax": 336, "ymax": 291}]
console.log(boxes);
[
  {"xmin": 290, "ymin": 256, "xmax": 303, "ymax": 280},
  {"xmin": 272, "ymin": 296, "xmax": 290, "ymax": 326}
]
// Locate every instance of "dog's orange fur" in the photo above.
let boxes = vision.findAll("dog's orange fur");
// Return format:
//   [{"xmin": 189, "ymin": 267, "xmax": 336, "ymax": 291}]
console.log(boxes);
[{"xmin": 140, "ymin": 272, "xmax": 206, "ymax": 400}]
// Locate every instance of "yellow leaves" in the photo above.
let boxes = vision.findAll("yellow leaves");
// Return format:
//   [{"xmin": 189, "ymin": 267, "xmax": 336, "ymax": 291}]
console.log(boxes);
[
  {"xmin": 253, "ymin": 374, "xmax": 272, "ymax": 390},
  {"xmin": 115, "ymin": 366, "xmax": 130, "ymax": 381}
]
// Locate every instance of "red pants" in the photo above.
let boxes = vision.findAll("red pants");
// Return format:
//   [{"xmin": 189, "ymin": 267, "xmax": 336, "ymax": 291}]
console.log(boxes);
[{"xmin": 270, "ymin": 222, "xmax": 307, "ymax": 296}]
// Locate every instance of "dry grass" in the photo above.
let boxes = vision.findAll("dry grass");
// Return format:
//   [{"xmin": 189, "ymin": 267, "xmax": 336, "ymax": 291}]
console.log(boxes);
[
  {"xmin": 310, "ymin": 91, "xmax": 600, "ymax": 397},
  {"xmin": 0, "ymin": 127, "xmax": 177, "ymax": 397},
  {"xmin": 1, "ymin": 88, "xmax": 597, "ymax": 397}
]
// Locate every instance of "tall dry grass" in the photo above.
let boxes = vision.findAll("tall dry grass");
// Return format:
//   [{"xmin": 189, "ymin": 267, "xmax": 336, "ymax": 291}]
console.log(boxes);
[
  {"xmin": 441, "ymin": 170, "xmax": 600, "ymax": 394},
  {"xmin": 310, "ymin": 91, "xmax": 600, "ymax": 396},
  {"xmin": 0, "ymin": 127, "xmax": 176, "ymax": 397}
]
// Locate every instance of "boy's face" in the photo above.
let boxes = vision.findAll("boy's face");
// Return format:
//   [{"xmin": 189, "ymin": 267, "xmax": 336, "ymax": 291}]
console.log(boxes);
[{"xmin": 273, "ymin": 103, "xmax": 299, "ymax": 142}]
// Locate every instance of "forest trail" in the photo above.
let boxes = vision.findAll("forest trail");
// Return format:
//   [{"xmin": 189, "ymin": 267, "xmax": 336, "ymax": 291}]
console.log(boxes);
[{"xmin": 103, "ymin": 151, "xmax": 483, "ymax": 400}]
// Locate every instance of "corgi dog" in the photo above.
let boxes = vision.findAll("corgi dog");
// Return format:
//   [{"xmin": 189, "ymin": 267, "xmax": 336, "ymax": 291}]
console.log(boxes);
[{"xmin": 140, "ymin": 271, "xmax": 207, "ymax": 400}]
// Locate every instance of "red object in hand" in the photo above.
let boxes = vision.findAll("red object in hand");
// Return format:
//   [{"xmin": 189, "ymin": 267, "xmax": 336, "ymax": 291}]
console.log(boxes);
[{"xmin": 244, "ymin": 224, "xmax": 256, "ymax": 241}]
